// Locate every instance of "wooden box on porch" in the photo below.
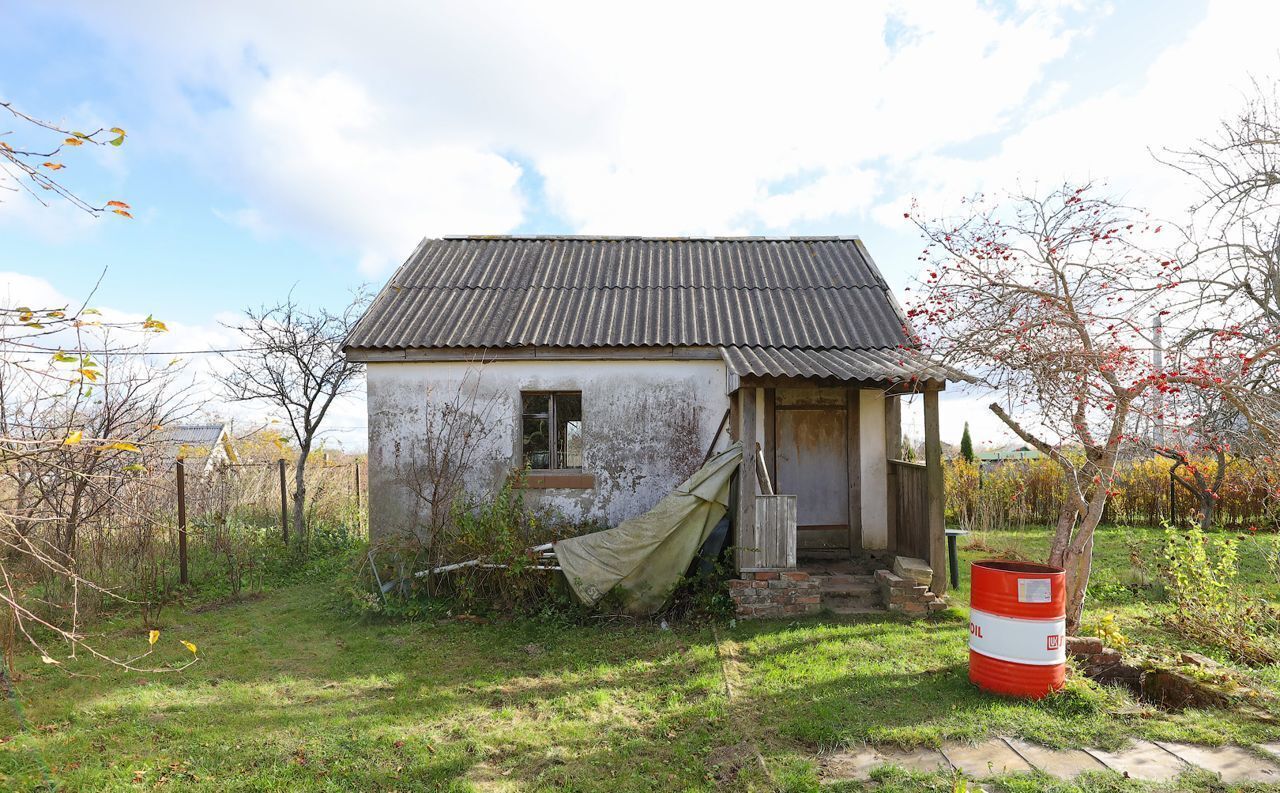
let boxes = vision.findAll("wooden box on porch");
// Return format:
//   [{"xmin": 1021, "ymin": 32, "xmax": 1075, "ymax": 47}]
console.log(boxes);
[{"xmin": 739, "ymin": 494, "xmax": 797, "ymax": 571}]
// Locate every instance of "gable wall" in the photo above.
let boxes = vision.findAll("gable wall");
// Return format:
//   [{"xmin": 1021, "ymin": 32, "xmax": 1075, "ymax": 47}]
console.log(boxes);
[{"xmin": 366, "ymin": 358, "xmax": 731, "ymax": 540}]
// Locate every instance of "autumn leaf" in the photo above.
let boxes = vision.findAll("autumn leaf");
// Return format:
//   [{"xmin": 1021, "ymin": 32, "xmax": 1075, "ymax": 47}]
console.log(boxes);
[
  {"xmin": 123, "ymin": 463, "xmax": 147, "ymax": 473},
  {"xmin": 181, "ymin": 641, "xmax": 198, "ymax": 655},
  {"xmin": 64, "ymin": 431, "xmax": 83, "ymax": 445},
  {"xmin": 81, "ymin": 308, "xmax": 102, "ymax": 315},
  {"xmin": 109, "ymin": 136, "xmax": 125, "ymax": 147},
  {"xmin": 40, "ymin": 655, "xmax": 60, "ymax": 665},
  {"xmin": 142, "ymin": 316, "xmax": 167, "ymax": 332},
  {"xmin": 112, "ymin": 209, "xmax": 133, "ymax": 219},
  {"xmin": 77, "ymin": 367, "xmax": 100, "ymax": 382},
  {"xmin": 105, "ymin": 442, "xmax": 141, "ymax": 453},
  {"xmin": 63, "ymin": 137, "xmax": 83, "ymax": 147},
  {"xmin": 148, "ymin": 630, "xmax": 159, "ymax": 646},
  {"xmin": 110, "ymin": 127, "xmax": 127, "ymax": 137},
  {"xmin": 42, "ymin": 162, "xmax": 65, "ymax": 171},
  {"xmin": 106, "ymin": 200, "xmax": 130, "ymax": 209}
]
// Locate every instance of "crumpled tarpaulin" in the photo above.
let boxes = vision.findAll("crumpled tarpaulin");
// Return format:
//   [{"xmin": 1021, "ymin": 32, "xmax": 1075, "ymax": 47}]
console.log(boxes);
[{"xmin": 553, "ymin": 443, "xmax": 742, "ymax": 615}]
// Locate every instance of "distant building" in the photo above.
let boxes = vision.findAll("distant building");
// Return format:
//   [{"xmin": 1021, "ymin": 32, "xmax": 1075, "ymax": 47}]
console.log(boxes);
[
  {"xmin": 152, "ymin": 422, "xmax": 236, "ymax": 475},
  {"xmin": 977, "ymin": 445, "xmax": 1042, "ymax": 469}
]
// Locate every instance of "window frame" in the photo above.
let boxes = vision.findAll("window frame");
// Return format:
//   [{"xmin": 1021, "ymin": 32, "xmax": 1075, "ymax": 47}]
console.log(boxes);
[{"xmin": 520, "ymin": 390, "xmax": 583, "ymax": 472}]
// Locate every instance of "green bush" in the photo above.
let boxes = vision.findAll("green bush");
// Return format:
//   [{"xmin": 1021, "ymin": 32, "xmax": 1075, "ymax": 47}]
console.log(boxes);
[{"xmin": 1161, "ymin": 522, "xmax": 1280, "ymax": 665}]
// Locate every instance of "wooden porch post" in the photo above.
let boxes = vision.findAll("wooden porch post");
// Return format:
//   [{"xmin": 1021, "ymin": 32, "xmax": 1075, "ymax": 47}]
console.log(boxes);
[
  {"xmin": 735, "ymin": 388, "xmax": 758, "ymax": 573},
  {"xmin": 884, "ymin": 394, "xmax": 901, "ymax": 553},
  {"xmin": 924, "ymin": 387, "xmax": 947, "ymax": 596}
]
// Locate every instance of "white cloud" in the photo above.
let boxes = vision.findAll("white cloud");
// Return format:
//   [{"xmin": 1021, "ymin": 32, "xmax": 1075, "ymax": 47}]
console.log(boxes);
[{"xmin": 60, "ymin": 0, "xmax": 1101, "ymax": 252}]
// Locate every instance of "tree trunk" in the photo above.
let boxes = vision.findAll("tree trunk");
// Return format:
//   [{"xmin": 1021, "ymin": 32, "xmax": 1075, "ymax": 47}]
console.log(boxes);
[{"xmin": 292, "ymin": 448, "xmax": 308, "ymax": 547}]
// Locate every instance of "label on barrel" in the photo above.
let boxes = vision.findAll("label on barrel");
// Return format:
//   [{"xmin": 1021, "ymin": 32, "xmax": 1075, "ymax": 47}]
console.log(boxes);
[
  {"xmin": 969, "ymin": 608, "xmax": 1066, "ymax": 665},
  {"xmin": 1017, "ymin": 578, "xmax": 1052, "ymax": 603}
]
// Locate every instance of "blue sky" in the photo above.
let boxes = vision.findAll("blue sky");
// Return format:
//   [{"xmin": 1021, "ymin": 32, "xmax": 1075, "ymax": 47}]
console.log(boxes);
[{"xmin": 1, "ymin": 0, "xmax": 1275, "ymax": 449}]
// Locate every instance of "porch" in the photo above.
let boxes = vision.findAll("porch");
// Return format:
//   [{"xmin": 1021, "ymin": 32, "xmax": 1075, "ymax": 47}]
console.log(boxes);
[{"xmin": 723, "ymin": 369, "xmax": 949, "ymax": 602}]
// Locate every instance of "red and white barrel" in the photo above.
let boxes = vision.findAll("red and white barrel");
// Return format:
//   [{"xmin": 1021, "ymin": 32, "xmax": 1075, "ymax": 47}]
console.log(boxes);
[{"xmin": 969, "ymin": 559, "xmax": 1066, "ymax": 699}]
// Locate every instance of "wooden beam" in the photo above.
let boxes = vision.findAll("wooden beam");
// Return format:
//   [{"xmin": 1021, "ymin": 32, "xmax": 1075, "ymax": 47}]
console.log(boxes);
[
  {"xmin": 846, "ymin": 388, "xmax": 862, "ymax": 552},
  {"xmin": 884, "ymin": 394, "xmax": 901, "ymax": 551},
  {"xmin": 736, "ymin": 389, "xmax": 759, "ymax": 573},
  {"xmin": 763, "ymin": 387, "xmax": 777, "ymax": 489},
  {"xmin": 923, "ymin": 388, "xmax": 947, "ymax": 596}
]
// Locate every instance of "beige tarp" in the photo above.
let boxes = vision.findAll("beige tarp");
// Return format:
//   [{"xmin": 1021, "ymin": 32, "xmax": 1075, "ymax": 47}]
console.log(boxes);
[{"xmin": 553, "ymin": 444, "xmax": 742, "ymax": 615}]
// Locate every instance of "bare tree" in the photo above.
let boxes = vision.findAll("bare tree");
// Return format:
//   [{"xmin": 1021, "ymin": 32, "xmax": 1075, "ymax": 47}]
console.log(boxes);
[
  {"xmin": 220, "ymin": 295, "xmax": 366, "ymax": 545},
  {"xmin": 1160, "ymin": 75, "xmax": 1280, "ymax": 447},
  {"xmin": 907, "ymin": 184, "xmax": 1186, "ymax": 631},
  {"xmin": 402, "ymin": 373, "xmax": 506, "ymax": 569}
]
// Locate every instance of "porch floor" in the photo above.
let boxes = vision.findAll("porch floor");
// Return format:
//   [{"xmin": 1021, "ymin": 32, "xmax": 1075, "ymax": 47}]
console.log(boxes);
[{"xmin": 796, "ymin": 551, "xmax": 895, "ymax": 577}]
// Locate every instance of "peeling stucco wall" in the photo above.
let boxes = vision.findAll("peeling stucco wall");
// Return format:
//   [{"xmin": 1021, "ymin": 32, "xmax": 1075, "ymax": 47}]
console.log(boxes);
[{"xmin": 365, "ymin": 358, "xmax": 731, "ymax": 539}]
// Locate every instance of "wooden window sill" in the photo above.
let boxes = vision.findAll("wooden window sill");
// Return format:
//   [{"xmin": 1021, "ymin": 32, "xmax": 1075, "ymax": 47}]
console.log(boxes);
[{"xmin": 513, "ymin": 471, "xmax": 596, "ymax": 490}]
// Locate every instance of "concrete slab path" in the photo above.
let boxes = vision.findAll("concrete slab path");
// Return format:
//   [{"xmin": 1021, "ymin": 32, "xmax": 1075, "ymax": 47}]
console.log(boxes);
[{"xmin": 820, "ymin": 737, "xmax": 1280, "ymax": 784}]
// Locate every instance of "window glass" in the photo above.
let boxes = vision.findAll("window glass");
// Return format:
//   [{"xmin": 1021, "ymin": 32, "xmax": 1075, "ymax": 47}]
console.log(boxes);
[
  {"xmin": 521, "ymin": 394, "xmax": 551, "ymax": 469},
  {"xmin": 519, "ymin": 391, "xmax": 582, "ymax": 470},
  {"xmin": 556, "ymin": 393, "xmax": 583, "ymax": 468}
]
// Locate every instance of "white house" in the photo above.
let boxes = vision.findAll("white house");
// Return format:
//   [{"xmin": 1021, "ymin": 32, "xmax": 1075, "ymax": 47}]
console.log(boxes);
[{"xmin": 346, "ymin": 236, "xmax": 957, "ymax": 595}]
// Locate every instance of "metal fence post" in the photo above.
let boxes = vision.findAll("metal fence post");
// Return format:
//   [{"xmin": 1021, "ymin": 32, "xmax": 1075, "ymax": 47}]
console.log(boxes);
[
  {"xmin": 278, "ymin": 458, "xmax": 289, "ymax": 544},
  {"xmin": 177, "ymin": 458, "xmax": 188, "ymax": 586}
]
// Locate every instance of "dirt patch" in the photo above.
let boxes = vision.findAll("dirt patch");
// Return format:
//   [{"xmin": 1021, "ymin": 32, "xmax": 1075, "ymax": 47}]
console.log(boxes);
[{"xmin": 706, "ymin": 741, "xmax": 761, "ymax": 788}]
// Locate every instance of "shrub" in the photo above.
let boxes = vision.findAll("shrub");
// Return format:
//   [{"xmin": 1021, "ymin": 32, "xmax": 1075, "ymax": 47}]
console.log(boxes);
[{"xmin": 1161, "ymin": 523, "xmax": 1280, "ymax": 665}]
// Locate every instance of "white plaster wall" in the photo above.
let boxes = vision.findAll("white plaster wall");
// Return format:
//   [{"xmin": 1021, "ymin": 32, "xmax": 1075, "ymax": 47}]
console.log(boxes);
[
  {"xmin": 366, "ymin": 358, "xmax": 730, "ymax": 539},
  {"xmin": 859, "ymin": 389, "xmax": 889, "ymax": 548}
]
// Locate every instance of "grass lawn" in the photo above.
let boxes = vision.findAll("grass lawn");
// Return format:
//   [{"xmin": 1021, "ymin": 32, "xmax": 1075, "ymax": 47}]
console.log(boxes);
[{"xmin": 2, "ymin": 525, "xmax": 1278, "ymax": 791}]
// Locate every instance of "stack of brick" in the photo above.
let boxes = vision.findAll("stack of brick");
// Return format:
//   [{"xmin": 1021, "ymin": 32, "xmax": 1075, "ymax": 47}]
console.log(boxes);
[
  {"xmin": 874, "ymin": 569, "xmax": 947, "ymax": 616},
  {"xmin": 728, "ymin": 571, "xmax": 822, "ymax": 618}
]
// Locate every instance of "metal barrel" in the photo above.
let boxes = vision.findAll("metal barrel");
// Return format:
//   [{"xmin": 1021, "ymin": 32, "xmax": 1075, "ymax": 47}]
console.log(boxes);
[{"xmin": 968, "ymin": 559, "xmax": 1066, "ymax": 699}]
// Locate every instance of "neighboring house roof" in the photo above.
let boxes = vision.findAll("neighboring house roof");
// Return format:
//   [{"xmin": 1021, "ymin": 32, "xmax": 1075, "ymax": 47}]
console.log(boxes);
[
  {"xmin": 347, "ymin": 236, "xmax": 960, "ymax": 385},
  {"xmin": 152, "ymin": 423, "xmax": 233, "ymax": 471},
  {"xmin": 977, "ymin": 446, "xmax": 1042, "ymax": 462}
]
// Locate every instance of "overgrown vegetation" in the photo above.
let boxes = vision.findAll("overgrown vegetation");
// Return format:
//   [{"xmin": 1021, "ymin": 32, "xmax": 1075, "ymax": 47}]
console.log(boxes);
[
  {"xmin": 2, "ymin": 524, "xmax": 1277, "ymax": 791},
  {"xmin": 1162, "ymin": 523, "xmax": 1280, "ymax": 666}
]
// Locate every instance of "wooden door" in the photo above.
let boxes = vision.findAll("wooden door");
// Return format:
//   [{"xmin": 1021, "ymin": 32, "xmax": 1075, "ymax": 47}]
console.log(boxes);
[{"xmin": 774, "ymin": 388, "xmax": 849, "ymax": 552}]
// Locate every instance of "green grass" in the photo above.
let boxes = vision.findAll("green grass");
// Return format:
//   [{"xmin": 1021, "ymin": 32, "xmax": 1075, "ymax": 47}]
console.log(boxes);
[{"xmin": 1, "ymin": 525, "xmax": 1278, "ymax": 791}]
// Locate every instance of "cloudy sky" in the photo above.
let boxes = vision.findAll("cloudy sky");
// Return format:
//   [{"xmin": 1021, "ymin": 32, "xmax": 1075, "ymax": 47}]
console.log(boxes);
[{"xmin": 2, "ymin": 0, "xmax": 1278, "ymax": 449}]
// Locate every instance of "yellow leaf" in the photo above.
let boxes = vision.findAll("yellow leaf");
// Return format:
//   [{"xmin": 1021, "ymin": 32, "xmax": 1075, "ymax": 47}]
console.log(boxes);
[
  {"xmin": 110, "ymin": 127, "xmax": 127, "ymax": 136},
  {"xmin": 105, "ymin": 442, "xmax": 141, "ymax": 453},
  {"xmin": 63, "ymin": 137, "xmax": 83, "ymax": 147},
  {"xmin": 40, "ymin": 654, "xmax": 60, "ymax": 665},
  {"xmin": 181, "ymin": 640, "xmax": 198, "ymax": 655},
  {"xmin": 42, "ymin": 161, "xmax": 65, "ymax": 171},
  {"xmin": 76, "ymin": 368, "xmax": 99, "ymax": 382},
  {"xmin": 112, "ymin": 209, "xmax": 133, "ymax": 219},
  {"xmin": 143, "ymin": 317, "xmax": 167, "ymax": 332},
  {"xmin": 149, "ymin": 629, "xmax": 159, "ymax": 646},
  {"xmin": 64, "ymin": 431, "xmax": 83, "ymax": 445}
]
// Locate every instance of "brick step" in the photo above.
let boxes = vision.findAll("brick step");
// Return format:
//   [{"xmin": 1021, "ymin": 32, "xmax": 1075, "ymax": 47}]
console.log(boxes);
[{"xmin": 821, "ymin": 591, "xmax": 883, "ymax": 610}]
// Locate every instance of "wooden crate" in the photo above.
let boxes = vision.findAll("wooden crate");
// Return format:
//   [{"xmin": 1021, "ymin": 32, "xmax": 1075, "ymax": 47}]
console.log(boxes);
[{"xmin": 739, "ymin": 494, "xmax": 797, "ymax": 570}]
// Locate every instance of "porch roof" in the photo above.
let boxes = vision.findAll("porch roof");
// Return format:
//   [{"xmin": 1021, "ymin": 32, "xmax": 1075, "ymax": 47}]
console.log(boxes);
[{"xmin": 719, "ymin": 345, "xmax": 961, "ymax": 389}]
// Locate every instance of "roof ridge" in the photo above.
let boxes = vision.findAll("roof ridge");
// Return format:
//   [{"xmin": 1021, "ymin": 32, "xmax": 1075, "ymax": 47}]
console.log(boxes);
[{"xmin": 439, "ymin": 235, "xmax": 863, "ymax": 242}]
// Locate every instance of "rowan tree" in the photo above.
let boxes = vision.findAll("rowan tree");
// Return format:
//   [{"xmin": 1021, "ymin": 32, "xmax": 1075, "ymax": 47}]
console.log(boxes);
[{"xmin": 906, "ymin": 184, "xmax": 1183, "ymax": 631}]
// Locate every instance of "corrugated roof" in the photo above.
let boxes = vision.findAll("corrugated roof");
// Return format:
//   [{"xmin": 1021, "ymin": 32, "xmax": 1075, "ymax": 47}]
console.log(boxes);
[
  {"xmin": 345, "ymin": 236, "xmax": 913, "ymax": 351},
  {"xmin": 719, "ymin": 345, "xmax": 959, "ymax": 385}
]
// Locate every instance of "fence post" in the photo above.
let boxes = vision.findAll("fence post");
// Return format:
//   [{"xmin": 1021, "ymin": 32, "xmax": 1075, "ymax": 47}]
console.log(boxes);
[
  {"xmin": 177, "ymin": 458, "xmax": 188, "ymax": 586},
  {"xmin": 278, "ymin": 458, "xmax": 289, "ymax": 544},
  {"xmin": 354, "ymin": 460, "xmax": 361, "ymax": 514}
]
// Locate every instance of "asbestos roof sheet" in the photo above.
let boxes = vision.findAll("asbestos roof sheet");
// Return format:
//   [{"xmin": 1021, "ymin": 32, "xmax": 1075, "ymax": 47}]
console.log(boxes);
[
  {"xmin": 719, "ymin": 345, "xmax": 959, "ymax": 385},
  {"xmin": 345, "ymin": 236, "xmax": 914, "ymax": 351}
]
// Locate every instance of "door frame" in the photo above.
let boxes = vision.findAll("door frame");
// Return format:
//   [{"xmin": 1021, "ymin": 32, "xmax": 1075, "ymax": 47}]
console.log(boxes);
[{"xmin": 765, "ymin": 386, "xmax": 863, "ymax": 555}]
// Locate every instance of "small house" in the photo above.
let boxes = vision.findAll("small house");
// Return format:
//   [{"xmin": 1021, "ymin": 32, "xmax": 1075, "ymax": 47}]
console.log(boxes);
[{"xmin": 346, "ymin": 237, "xmax": 961, "ymax": 608}]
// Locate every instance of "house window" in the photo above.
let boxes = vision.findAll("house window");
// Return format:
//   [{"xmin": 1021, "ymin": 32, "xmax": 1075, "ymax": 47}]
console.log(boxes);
[{"xmin": 521, "ymin": 392, "xmax": 583, "ymax": 470}]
